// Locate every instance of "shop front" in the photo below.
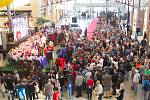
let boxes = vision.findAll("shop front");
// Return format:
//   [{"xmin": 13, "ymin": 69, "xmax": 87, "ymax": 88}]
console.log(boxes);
[{"xmin": 0, "ymin": 10, "xmax": 36, "ymax": 30}]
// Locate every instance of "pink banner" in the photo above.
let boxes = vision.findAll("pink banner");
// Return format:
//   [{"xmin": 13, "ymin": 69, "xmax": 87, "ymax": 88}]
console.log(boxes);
[{"xmin": 87, "ymin": 18, "xmax": 98, "ymax": 41}]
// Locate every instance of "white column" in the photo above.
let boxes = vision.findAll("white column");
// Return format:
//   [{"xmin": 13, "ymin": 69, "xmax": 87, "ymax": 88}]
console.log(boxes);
[{"xmin": 148, "ymin": 0, "xmax": 150, "ymax": 45}]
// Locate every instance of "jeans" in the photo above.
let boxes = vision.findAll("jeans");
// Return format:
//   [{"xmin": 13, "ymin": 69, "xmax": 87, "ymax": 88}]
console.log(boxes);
[
  {"xmin": 142, "ymin": 90, "xmax": 149, "ymax": 100},
  {"xmin": 76, "ymin": 86, "xmax": 82, "ymax": 97},
  {"xmin": 124, "ymin": 71, "xmax": 129, "ymax": 81},
  {"xmin": 60, "ymin": 85, "xmax": 65, "ymax": 97},
  {"xmin": 112, "ymin": 82, "xmax": 117, "ymax": 94},
  {"xmin": 8, "ymin": 90, "xmax": 14, "ymax": 100},
  {"xmin": 98, "ymin": 94, "xmax": 102, "ymax": 100},
  {"xmin": 87, "ymin": 87, "xmax": 92, "ymax": 100},
  {"xmin": 133, "ymin": 83, "xmax": 138, "ymax": 95},
  {"xmin": 45, "ymin": 95, "xmax": 52, "ymax": 100},
  {"xmin": 28, "ymin": 91, "xmax": 35, "ymax": 100},
  {"xmin": 67, "ymin": 89, "xmax": 72, "ymax": 97}
]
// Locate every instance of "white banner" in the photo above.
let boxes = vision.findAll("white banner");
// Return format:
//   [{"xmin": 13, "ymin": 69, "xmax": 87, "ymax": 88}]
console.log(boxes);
[{"xmin": 12, "ymin": 15, "xmax": 29, "ymax": 42}]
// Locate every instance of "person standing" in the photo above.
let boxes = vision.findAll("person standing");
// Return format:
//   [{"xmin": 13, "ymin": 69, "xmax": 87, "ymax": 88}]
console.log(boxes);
[
  {"xmin": 66, "ymin": 79, "xmax": 73, "ymax": 99},
  {"xmin": 75, "ymin": 72, "xmax": 84, "ymax": 98},
  {"xmin": 58, "ymin": 72, "xmax": 65, "ymax": 97},
  {"xmin": 2, "ymin": 49, "xmax": 7, "ymax": 60},
  {"xmin": 142, "ymin": 76, "xmax": 150, "ymax": 100},
  {"xmin": 54, "ymin": 79, "xmax": 61, "ymax": 99},
  {"xmin": 132, "ymin": 70, "xmax": 140, "ymax": 96},
  {"xmin": 26, "ymin": 79, "xmax": 36, "ymax": 100},
  {"xmin": 52, "ymin": 87, "xmax": 60, "ymax": 100},
  {"xmin": 95, "ymin": 80, "xmax": 103, "ymax": 100},
  {"xmin": 0, "ymin": 76, "xmax": 5, "ymax": 98},
  {"xmin": 43, "ymin": 79, "xmax": 54, "ymax": 100},
  {"xmin": 124, "ymin": 60, "xmax": 132, "ymax": 81},
  {"xmin": 118, "ymin": 58, "xmax": 125, "ymax": 77},
  {"xmin": 16, "ymin": 80, "xmax": 26, "ymax": 100},
  {"xmin": 86, "ymin": 76, "xmax": 94, "ymax": 100},
  {"xmin": 5, "ymin": 74, "xmax": 15, "ymax": 100},
  {"xmin": 34, "ymin": 80, "xmax": 39, "ymax": 99},
  {"xmin": 112, "ymin": 70, "xmax": 118, "ymax": 95},
  {"xmin": 84, "ymin": 27, "xmax": 87, "ymax": 37},
  {"xmin": 116, "ymin": 78, "xmax": 125, "ymax": 100},
  {"xmin": 102, "ymin": 71, "xmax": 112, "ymax": 98}
]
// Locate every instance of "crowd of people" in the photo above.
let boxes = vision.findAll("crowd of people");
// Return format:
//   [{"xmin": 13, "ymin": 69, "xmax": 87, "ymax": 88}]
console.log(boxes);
[
  {"xmin": 0, "ymin": 12, "xmax": 150, "ymax": 100},
  {"xmin": 7, "ymin": 27, "xmax": 72, "ymax": 70}
]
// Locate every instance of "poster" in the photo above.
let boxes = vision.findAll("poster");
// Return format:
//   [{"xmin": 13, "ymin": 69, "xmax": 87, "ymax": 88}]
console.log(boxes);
[{"xmin": 12, "ymin": 15, "xmax": 29, "ymax": 42}]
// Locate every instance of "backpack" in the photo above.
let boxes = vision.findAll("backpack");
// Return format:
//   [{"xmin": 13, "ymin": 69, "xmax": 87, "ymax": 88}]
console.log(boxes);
[{"xmin": 144, "ymin": 80, "xmax": 150, "ymax": 91}]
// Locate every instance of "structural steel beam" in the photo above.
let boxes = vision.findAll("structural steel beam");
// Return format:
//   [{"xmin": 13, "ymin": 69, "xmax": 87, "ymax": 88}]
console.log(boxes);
[{"xmin": 46, "ymin": 0, "xmax": 73, "ymax": 5}]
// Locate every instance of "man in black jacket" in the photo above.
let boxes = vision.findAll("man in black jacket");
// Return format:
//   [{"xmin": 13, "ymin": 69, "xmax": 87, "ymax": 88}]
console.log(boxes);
[
  {"xmin": 118, "ymin": 58, "xmax": 125, "ymax": 77},
  {"xmin": 5, "ymin": 74, "xmax": 15, "ymax": 100},
  {"xmin": 112, "ymin": 70, "xmax": 118, "ymax": 95},
  {"xmin": 124, "ymin": 60, "xmax": 132, "ymax": 81},
  {"xmin": 59, "ymin": 72, "xmax": 65, "ymax": 97}
]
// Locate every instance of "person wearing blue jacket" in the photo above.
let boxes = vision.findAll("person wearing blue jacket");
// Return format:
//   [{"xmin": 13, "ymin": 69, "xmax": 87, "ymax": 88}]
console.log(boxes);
[
  {"xmin": 142, "ymin": 76, "xmax": 150, "ymax": 100},
  {"xmin": 66, "ymin": 79, "xmax": 73, "ymax": 99},
  {"xmin": 16, "ymin": 81, "xmax": 26, "ymax": 100}
]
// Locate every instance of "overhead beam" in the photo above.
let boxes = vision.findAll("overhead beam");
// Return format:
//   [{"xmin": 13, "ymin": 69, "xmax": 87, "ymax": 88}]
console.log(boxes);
[
  {"xmin": 73, "ymin": 2, "xmax": 137, "ymax": 8},
  {"xmin": 47, "ymin": 0, "xmax": 73, "ymax": 5}
]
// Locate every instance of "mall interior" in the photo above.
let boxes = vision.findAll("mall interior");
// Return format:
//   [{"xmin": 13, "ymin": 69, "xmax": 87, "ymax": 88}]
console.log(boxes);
[{"xmin": 0, "ymin": 0, "xmax": 149, "ymax": 100}]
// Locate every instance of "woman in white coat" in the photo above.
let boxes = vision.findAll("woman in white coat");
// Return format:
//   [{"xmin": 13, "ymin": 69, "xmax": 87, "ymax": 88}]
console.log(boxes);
[{"xmin": 95, "ymin": 80, "xmax": 103, "ymax": 100}]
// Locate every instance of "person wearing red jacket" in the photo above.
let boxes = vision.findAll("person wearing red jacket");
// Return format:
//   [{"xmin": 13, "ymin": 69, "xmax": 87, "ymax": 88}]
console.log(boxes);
[
  {"xmin": 52, "ymin": 87, "xmax": 60, "ymax": 100},
  {"xmin": 86, "ymin": 76, "xmax": 94, "ymax": 100},
  {"xmin": 55, "ymin": 58, "xmax": 65, "ymax": 71}
]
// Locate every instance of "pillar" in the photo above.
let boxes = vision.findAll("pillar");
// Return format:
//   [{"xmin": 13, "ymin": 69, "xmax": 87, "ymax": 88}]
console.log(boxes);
[
  {"xmin": 7, "ymin": 5, "xmax": 12, "ymax": 33},
  {"xmin": 148, "ymin": 1, "xmax": 150, "ymax": 46}
]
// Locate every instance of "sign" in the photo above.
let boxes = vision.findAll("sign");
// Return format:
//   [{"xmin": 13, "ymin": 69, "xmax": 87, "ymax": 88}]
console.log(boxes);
[
  {"xmin": 0, "ymin": 0, "xmax": 13, "ymax": 8},
  {"xmin": 0, "ymin": 10, "xmax": 31, "ymax": 16},
  {"xmin": 12, "ymin": 15, "xmax": 29, "ymax": 42}
]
